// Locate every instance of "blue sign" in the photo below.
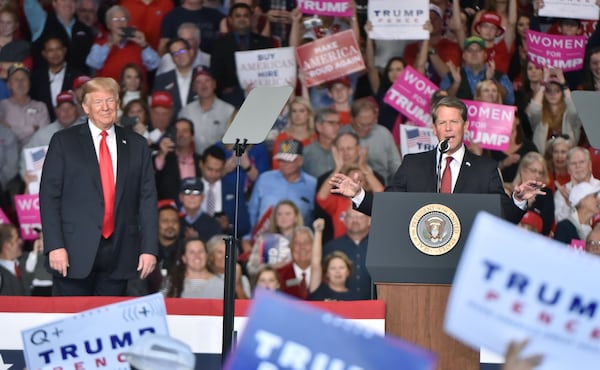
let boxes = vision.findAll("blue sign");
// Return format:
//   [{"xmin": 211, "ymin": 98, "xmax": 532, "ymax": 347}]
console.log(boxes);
[{"xmin": 224, "ymin": 289, "xmax": 436, "ymax": 370}]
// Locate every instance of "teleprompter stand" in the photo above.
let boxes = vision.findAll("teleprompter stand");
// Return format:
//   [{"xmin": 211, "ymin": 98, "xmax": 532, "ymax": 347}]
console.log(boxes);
[{"xmin": 220, "ymin": 86, "xmax": 293, "ymax": 364}]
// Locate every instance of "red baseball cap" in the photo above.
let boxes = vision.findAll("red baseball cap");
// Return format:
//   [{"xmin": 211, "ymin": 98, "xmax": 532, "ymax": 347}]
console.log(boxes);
[
  {"xmin": 475, "ymin": 11, "xmax": 505, "ymax": 36},
  {"xmin": 56, "ymin": 91, "xmax": 76, "ymax": 106},
  {"xmin": 192, "ymin": 66, "xmax": 213, "ymax": 81},
  {"xmin": 150, "ymin": 91, "xmax": 174, "ymax": 109},
  {"xmin": 72, "ymin": 75, "xmax": 91, "ymax": 90},
  {"xmin": 519, "ymin": 211, "xmax": 543, "ymax": 233}
]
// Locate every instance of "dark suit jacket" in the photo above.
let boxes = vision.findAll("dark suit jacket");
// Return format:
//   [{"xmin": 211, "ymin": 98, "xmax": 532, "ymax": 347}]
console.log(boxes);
[
  {"xmin": 30, "ymin": 64, "xmax": 84, "ymax": 121},
  {"xmin": 356, "ymin": 148, "xmax": 525, "ymax": 223},
  {"xmin": 39, "ymin": 123, "xmax": 158, "ymax": 279},
  {"xmin": 220, "ymin": 177, "xmax": 250, "ymax": 236},
  {"xmin": 152, "ymin": 70, "xmax": 197, "ymax": 114},
  {"xmin": 155, "ymin": 151, "xmax": 201, "ymax": 200},
  {"xmin": 210, "ymin": 32, "xmax": 274, "ymax": 104}
]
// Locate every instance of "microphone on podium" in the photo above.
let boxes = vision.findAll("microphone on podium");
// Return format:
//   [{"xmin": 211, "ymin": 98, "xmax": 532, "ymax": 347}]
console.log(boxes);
[{"xmin": 437, "ymin": 138, "xmax": 450, "ymax": 192}]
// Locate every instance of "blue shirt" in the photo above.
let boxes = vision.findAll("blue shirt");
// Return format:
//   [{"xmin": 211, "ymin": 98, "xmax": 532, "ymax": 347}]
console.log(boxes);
[
  {"xmin": 248, "ymin": 170, "xmax": 316, "ymax": 227},
  {"xmin": 24, "ymin": 0, "xmax": 75, "ymax": 41},
  {"xmin": 439, "ymin": 66, "xmax": 515, "ymax": 105}
]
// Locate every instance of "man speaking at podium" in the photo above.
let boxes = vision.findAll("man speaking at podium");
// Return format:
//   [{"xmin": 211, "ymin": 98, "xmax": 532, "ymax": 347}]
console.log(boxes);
[{"xmin": 329, "ymin": 96, "xmax": 543, "ymax": 223}]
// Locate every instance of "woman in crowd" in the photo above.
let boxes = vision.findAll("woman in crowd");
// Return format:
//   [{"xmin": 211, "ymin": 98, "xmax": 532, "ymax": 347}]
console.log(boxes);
[
  {"xmin": 246, "ymin": 199, "xmax": 304, "ymax": 275},
  {"xmin": 271, "ymin": 97, "xmax": 316, "ymax": 168},
  {"xmin": 118, "ymin": 63, "xmax": 147, "ymax": 111},
  {"xmin": 527, "ymin": 67, "xmax": 581, "ymax": 153},
  {"xmin": 206, "ymin": 235, "xmax": 250, "ymax": 299},
  {"xmin": 544, "ymin": 136, "xmax": 572, "ymax": 193},
  {"xmin": 511, "ymin": 152, "xmax": 555, "ymax": 236},
  {"xmin": 363, "ymin": 22, "xmax": 405, "ymax": 132},
  {"xmin": 308, "ymin": 218, "xmax": 359, "ymax": 301},
  {"xmin": 165, "ymin": 238, "xmax": 224, "ymax": 298},
  {"xmin": 474, "ymin": 78, "xmax": 505, "ymax": 104},
  {"xmin": 0, "ymin": 7, "xmax": 30, "ymax": 78},
  {"xmin": 121, "ymin": 98, "xmax": 150, "ymax": 142},
  {"xmin": 514, "ymin": 60, "xmax": 543, "ymax": 138}
]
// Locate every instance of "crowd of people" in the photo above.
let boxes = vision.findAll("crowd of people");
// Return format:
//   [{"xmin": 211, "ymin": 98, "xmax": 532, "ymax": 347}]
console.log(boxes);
[{"xmin": 0, "ymin": 0, "xmax": 600, "ymax": 305}]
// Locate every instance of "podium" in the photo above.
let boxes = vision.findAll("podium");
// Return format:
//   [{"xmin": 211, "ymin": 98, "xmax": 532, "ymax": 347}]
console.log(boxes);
[{"xmin": 366, "ymin": 192, "xmax": 502, "ymax": 370}]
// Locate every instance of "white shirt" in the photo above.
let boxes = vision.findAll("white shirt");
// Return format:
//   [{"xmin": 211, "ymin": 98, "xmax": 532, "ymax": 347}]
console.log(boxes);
[
  {"xmin": 436, "ymin": 145, "xmax": 466, "ymax": 193},
  {"xmin": 175, "ymin": 69, "xmax": 192, "ymax": 107},
  {"xmin": 88, "ymin": 121, "xmax": 117, "ymax": 184},
  {"xmin": 201, "ymin": 178, "xmax": 223, "ymax": 214},
  {"xmin": 292, "ymin": 263, "xmax": 311, "ymax": 285},
  {"xmin": 0, "ymin": 258, "xmax": 18, "ymax": 276},
  {"xmin": 48, "ymin": 65, "xmax": 66, "ymax": 107}
]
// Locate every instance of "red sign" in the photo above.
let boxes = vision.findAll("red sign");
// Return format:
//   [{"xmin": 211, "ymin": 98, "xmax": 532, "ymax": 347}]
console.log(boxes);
[{"xmin": 295, "ymin": 30, "xmax": 365, "ymax": 87}]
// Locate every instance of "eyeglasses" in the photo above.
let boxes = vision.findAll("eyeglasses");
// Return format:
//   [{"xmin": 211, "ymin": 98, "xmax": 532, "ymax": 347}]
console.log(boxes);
[
  {"xmin": 170, "ymin": 48, "xmax": 187, "ymax": 57},
  {"xmin": 182, "ymin": 189, "xmax": 202, "ymax": 195},
  {"xmin": 111, "ymin": 16, "xmax": 127, "ymax": 22},
  {"xmin": 550, "ymin": 134, "xmax": 570, "ymax": 141}
]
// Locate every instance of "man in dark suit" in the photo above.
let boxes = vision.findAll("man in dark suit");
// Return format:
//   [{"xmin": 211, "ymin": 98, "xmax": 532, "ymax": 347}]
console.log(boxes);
[
  {"xmin": 329, "ymin": 96, "xmax": 544, "ymax": 223},
  {"xmin": 199, "ymin": 145, "xmax": 250, "ymax": 236},
  {"xmin": 0, "ymin": 223, "xmax": 29, "ymax": 296},
  {"xmin": 210, "ymin": 2, "xmax": 274, "ymax": 107},
  {"xmin": 153, "ymin": 38, "xmax": 197, "ymax": 114},
  {"xmin": 39, "ymin": 77, "xmax": 158, "ymax": 296},
  {"xmin": 30, "ymin": 36, "xmax": 84, "ymax": 121}
]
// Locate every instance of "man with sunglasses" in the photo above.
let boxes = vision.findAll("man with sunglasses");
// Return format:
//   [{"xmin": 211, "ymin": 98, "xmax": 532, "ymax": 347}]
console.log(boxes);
[
  {"xmin": 179, "ymin": 177, "xmax": 222, "ymax": 243},
  {"xmin": 153, "ymin": 38, "xmax": 197, "ymax": 114}
]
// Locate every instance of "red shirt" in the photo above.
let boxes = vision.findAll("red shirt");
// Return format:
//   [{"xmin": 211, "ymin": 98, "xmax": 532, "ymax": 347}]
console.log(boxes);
[
  {"xmin": 94, "ymin": 34, "xmax": 145, "ymax": 80},
  {"xmin": 121, "ymin": 0, "xmax": 174, "ymax": 50},
  {"xmin": 403, "ymin": 38, "xmax": 462, "ymax": 70},
  {"xmin": 487, "ymin": 40, "xmax": 513, "ymax": 75}
]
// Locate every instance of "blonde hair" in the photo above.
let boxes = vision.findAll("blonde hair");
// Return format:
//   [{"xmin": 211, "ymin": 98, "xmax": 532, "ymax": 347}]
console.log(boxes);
[
  {"xmin": 81, "ymin": 77, "xmax": 120, "ymax": 105},
  {"xmin": 287, "ymin": 97, "xmax": 315, "ymax": 134},
  {"xmin": 512, "ymin": 152, "xmax": 549, "ymax": 187},
  {"xmin": 541, "ymin": 82, "xmax": 567, "ymax": 134},
  {"xmin": 268, "ymin": 200, "xmax": 304, "ymax": 233},
  {"xmin": 474, "ymin": 79, "xmax": 504, "ymax": 104}
]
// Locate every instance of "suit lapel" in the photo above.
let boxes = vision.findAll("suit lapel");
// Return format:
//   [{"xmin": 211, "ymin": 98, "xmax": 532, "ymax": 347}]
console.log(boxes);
[
  {"xmin": 114, "ymin": 127, "xmax": 129, "ymax": 210},
  {"xmin": 79, "ymin": 124, "xmax": 102, "ymax": 196},
  {"xmin": 423, "ymin": 150, "xmax": 438, "ymax": 193},
  {"xmin": 454, "ymin": 150, "xmax": 475, "ymax": 193}
]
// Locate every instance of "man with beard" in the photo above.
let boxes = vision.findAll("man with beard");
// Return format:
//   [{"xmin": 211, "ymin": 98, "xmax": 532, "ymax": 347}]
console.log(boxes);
[{"xmin": 127, "ymin": 201, "xmax": 181, "ymax": 295}]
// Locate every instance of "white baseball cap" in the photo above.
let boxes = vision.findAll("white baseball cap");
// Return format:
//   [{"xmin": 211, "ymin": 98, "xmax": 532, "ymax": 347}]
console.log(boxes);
[{"xmin": 124, "ymin": 334, "xmax": 195, "ymax": 370}]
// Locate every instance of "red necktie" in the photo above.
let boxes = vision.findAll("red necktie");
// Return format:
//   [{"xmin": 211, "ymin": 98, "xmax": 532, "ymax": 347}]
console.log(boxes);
[
  {"xmin": 14, "ymin": 261, "xmax": 21, "ymax": 279},
  {"xmin": 299, "ymin": 272, "xmax": 308, "ymax": 299},
  {"xmin": 440, "ymin": 156, "xmax": 453, "ymax": 193},
  {"xmin": 99, "ymin": 131, "xmax": 115, "ymax": 238}
]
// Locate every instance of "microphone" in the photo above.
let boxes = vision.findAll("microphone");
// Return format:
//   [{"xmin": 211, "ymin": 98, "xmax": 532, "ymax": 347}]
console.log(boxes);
[
  {"xmin": 438, "ymin": 138, "xmax": 449, "ymax": 154},
  {"xmin": 437, "ymin": 138, "xmax": 449, "ymax": 192}
]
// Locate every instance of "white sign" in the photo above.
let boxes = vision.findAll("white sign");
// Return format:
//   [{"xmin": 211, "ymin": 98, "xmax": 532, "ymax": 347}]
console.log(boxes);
[
  {"xmin": 539, "ymin": 0, "xmax": 599, "ymax": 21},
  {"xmin": 445, "ymin": 212, "xmax": 600, "ymax": 370},
  {"xmin": 21, "ymin": 293, "xmax": 169, "ymax": 370},
  {"xmin": 235, "ymin": 47, "xmax": 297, "ymax": 90},
  {"xmin": 367, "ymin": 0, "xmax": 429, "ymax": 40},
  {"xmin": 400, "ymin": 125, "xmax": 438, "ymax": 157}
]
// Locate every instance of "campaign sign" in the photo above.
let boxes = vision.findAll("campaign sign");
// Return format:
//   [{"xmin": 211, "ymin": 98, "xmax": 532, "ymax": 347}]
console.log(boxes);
[
  {"xmin": 0, "ymin": 207, "xmax": 10, "ymax": 224},
  {"xmin": 235, "ymin": 47, "xmax": 297, "ymax": 90},
  {"xmin": 400, "ymin": 125, "xmax": 438, "ymax": 157},
  {"xmin": 538, "ymin": 0, "xmax": 599, "ymax": 21},
  {"xmin": 367, "ymin": 0, "xmax": 429, "ymax": 40},
  {"xmin": 445, "ymin": 212, "xmax": 600, "ymax": 370},
  {"xmin": 298, "ymin": 0, "xmax": 352, "ymax": 17},
  {"xmin": 384, "ymin": 66, "xmax": 438, "ymax": 127},
  {"xmin": 224, "ymin": 289, "xmax": 436, "ymax": 370},
  {"xmin": 526, "ymin": 30, "xmax": 586, "ymax": 72},
  {"xmin": 14, "ymin": 194, "xmax": 41, "ymax": 240},
  {"xmin": 296, "ymin": 30, "xmax": 365, "ymax": 87},
  {"xmin": 463, "ymin": 100, "xmax": 514, "ymax": 151},
  {"xmin": 21, "ymin": 293, "xmax": 168, "ymax": 370}
]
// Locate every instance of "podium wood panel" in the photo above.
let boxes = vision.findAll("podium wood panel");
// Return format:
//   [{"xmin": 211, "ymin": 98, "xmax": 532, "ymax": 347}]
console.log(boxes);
[{"xmin": 377, "ymin": 283, "xmax": 478, "ymax": 370}]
